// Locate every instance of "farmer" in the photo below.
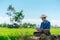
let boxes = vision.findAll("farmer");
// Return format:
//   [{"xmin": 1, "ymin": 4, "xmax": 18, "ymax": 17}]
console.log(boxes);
[{"xmin": 37, "ymin": 14, "xmax": 51, "ymax": 36}]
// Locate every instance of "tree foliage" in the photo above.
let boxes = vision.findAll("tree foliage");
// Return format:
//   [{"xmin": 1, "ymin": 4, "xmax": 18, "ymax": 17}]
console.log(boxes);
[
  {"xmin": 0, "ymin": 23, "xmax": 8, "ymax": 27},
  {"xmin": 6, "ymin": 5, "xmax": 24, "ymax": 24},
  {"xmin": 7, "ymin": 5, "xmax": 15, "ymax": 17},
  {"xmin": 13, "ymin": 10, "xmax": 24, "ymax": 23},
  {"xmin": 21, "ymin": 23, "xmax": 37, "ymax": 28}
]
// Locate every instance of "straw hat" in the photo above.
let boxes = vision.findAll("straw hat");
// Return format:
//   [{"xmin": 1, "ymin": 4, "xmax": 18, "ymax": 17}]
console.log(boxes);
[{"xmin": 40, "ymin": 14, "xmax": 47, "ymax": 18}]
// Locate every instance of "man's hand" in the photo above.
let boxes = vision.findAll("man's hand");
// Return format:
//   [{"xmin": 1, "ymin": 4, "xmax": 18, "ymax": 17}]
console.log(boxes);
[
  {"xmin": 44, "ymin": 29, "xmax": 50, "ymax": 31},
  {"xmin": 36, "ymin": 28, "xmax": 50, "ymax": 32},
  {"xmin": 36, "ymin": 28, "xmax": 43, "ymax": 32}
]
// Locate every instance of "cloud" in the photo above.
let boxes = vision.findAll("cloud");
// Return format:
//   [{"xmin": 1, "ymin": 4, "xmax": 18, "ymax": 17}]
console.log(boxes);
[
  {"xmin": 22, "ymin": 19, "xmax": 41, "ymax": 24},
  {"xmin": 22, "ymin": 19, "xmax": 60, "ymax": 26},
  {"xmin": 0, "ymin": 17, "xmax": 10, "ymax": 24},
  {"xmin": 0, "ymin": 17, "xmax": 60, "ymax": 26},
  {"xmin": 50, "ymin": 20, "xmax": 60, "ymax": 26}
]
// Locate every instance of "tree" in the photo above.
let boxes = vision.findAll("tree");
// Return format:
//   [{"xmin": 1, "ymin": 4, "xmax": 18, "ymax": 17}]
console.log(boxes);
[
  {"xmin": 7, "ymin": 5, "xmax": 15, "ymax": 23},
  {"xmin": 13, "ymin": 10, "xmax": 24, "ymax": 24},
  {"xmin": 21, "ymin": 23, "xmax": 28, "ymax": 28},
  {"xmin": 2, "ymin": 23, "xmax": 8, "ymax": 27},
  {"xmin": 21, "ymin": 23, "xmax": 37, "ymax": 28},
  {"xmin": 0, "ymin": 23, "xmax": 8, "ymax": 27},
  {"xmin": 6, "ymin": 5, "xmax": 24, "ymax": 24}
]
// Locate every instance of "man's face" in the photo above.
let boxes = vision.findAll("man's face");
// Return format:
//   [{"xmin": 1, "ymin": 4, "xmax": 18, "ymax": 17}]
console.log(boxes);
[{"xmin": 41, "ymin": 17, "xmax": 46, "ymax": 22}]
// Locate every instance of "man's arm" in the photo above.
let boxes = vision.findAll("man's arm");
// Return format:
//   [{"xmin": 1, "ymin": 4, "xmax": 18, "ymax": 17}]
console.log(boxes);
[
  {"xmin": 36, "ymin": 23, "xmax": 43, "ymax": 31},
  {"xmin": 47, "ymin": 22, "xmax": 51, "ymax": 29},
  {"xmin": 40, "ymin": 23, "xmax": 43, "ymax": 28}
]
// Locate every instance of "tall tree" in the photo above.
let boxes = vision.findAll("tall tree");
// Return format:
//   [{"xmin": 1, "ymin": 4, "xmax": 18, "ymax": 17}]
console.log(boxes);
[
  {"xmin": 7, "ymin": 5, "xmax": 15, "ymax": 23},
  {"xmin": 6, "ymin": 5, "xmax": 24, "ymax": 24}
]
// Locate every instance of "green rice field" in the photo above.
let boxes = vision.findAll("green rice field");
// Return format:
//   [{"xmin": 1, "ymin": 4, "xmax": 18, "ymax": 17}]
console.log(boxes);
[{"xmin": 0, "ymin": 28, "xmax": 59, "ymax": 40}]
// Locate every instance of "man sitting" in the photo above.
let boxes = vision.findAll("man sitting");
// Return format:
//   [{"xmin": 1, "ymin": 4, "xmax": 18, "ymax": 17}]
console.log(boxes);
[{"xmin": 35, "ymin": 15, "xmax": 51, "ymax": 36}]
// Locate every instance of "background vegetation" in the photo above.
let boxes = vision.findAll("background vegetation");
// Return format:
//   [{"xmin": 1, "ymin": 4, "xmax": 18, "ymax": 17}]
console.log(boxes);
[{"xmin": 0, "ymin": 28, "xmax": 59, "ymax": 40}]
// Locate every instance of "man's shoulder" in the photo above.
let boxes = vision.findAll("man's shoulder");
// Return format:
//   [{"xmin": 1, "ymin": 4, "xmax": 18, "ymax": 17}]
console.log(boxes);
[
  {"xmin": 41, "ymin": 20, "xmax": 50, "ymax": 24},
  {"xmin": 46, "ymin": 20, "xmax": 50, "ymax": 22},
  {"xmin": 46, "ymin": 20, "xmax": 50, "ymax": 24},
  {"xmin": 41, "ymin": 22, "xmax": 43, "ymax": 24}
]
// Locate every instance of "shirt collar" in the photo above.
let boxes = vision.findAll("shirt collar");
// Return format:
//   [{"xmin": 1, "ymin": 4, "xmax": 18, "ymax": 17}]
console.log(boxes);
[{"xmin": 43, "ymin": 20, "xmax": 47, "ymax": 23}]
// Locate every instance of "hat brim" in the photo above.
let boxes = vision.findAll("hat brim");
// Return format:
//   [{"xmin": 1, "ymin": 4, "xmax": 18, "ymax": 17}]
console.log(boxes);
[{"xmin": 40, "ymin": 16, "xmax": 47, "ymax": 18}]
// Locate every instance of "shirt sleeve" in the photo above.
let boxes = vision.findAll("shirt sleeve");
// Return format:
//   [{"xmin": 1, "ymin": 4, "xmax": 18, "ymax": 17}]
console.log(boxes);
[
  {"xmin": 40, "ymin": 23, "xmax": 43, "ymax": 28},
  {"xmin": 47, "ymin": 22, "xmax": 51, "ymax": 29}
]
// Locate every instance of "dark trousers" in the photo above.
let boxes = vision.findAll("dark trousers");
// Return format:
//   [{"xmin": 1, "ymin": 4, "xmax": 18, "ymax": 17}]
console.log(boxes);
[{"xmin": 34, "ymin": 30, "xmax": 51, "ymax": 36}]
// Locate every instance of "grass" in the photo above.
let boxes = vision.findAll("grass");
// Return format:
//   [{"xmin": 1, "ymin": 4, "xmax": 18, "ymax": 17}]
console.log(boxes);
[
  {"xmin": 0, "ymin": 28, "xmax": 59, "ymax": 40},
  {"xmin": 50, "ymin": 28, "xmax": 60, "ymax": 35},
  {"xmin": 0, "ymin": 28, "xmax": 37, "ymax": 40}
]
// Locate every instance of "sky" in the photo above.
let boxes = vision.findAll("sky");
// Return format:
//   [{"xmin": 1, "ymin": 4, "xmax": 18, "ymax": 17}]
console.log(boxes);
[{"xmin": 0, "ymin": 0, "xmax": 60, "ymax": 26}]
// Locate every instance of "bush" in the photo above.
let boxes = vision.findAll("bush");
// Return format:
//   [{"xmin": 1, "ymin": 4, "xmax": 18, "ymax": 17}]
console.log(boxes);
[{"xmin": 8, "ymin": 23, "xmax": 20, "ymax": 28}]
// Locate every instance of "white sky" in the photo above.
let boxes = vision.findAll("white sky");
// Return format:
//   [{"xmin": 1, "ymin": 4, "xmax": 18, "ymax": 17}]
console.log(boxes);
[{"xmin": 0, "ymin": 17, "xmax": 60, "ymax": 26}]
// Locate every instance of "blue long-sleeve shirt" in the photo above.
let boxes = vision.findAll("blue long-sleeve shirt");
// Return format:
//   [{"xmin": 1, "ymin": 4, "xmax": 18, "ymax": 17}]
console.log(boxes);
[{"xmin": 40, "ymin": 20, "xmax": 51, "ymax": 29}]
